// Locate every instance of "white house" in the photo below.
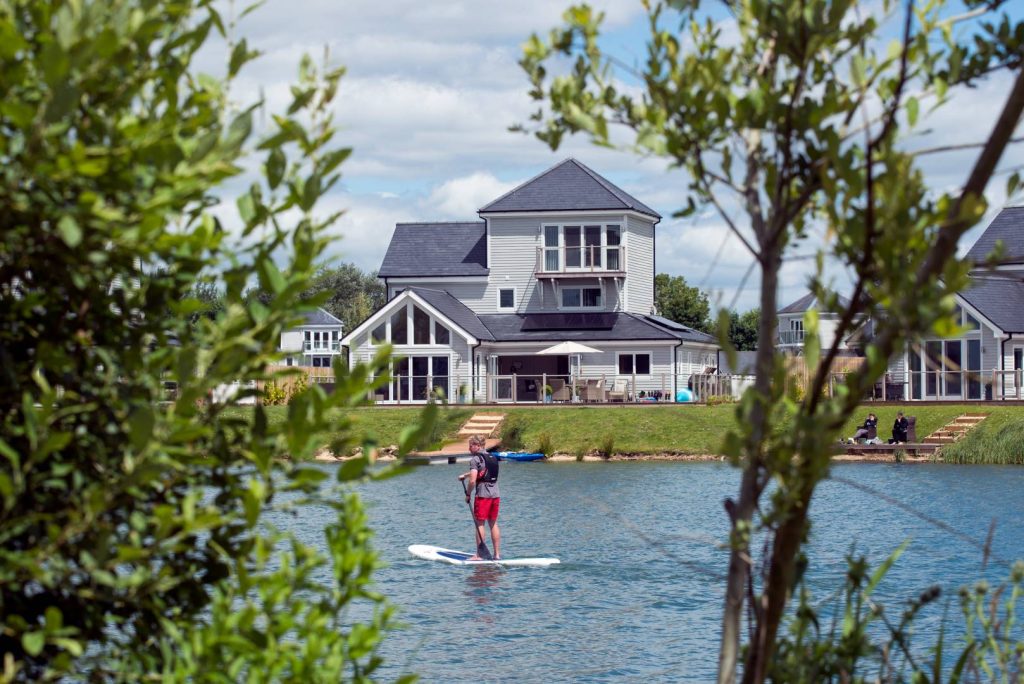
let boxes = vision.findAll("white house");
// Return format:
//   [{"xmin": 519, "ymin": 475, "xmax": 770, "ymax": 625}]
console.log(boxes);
[
  {"xmin": 279, "ymin": 307, "xmax": 344, "ymax": 368},
  {"xmin": 777, "ymin": 292, "xmax": 870, "ymax": 355},
  {"xmin": 341, "ymin": 159, "xmax": 719, "ymax": 403}
]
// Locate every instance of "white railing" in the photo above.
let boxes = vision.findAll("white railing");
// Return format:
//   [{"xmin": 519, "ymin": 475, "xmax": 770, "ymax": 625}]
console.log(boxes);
[
  {"xmin": 535, "ymin": 245, "xmax": 625, "ymax": 274},
  {"xmin": 304, "ymin": 341, "xmax": 341, "ymax": 351},
  {"xmin": 778, "ymin": 330, "xmax": 805, "ymax": 345}
]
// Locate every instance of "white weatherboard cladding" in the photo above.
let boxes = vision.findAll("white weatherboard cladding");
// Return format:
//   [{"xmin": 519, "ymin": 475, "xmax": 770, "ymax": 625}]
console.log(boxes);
[
  {"xmin": 485, "ymin": 216, "xmax": 543, "ymax": 313},
  {"xmin": 625, "ymin": 215, "xmax": 655, "ymax": 315},
  {"xmin": 487, "ymin": 214, "xmax": 642, "ymax": 314},
  {"xmin": 279, "ymin": 330, "xmax": 303, "ymax": 353},
  {"xmin": 388, "ymin": 280, "xmax": 489, "ymax": 309}
]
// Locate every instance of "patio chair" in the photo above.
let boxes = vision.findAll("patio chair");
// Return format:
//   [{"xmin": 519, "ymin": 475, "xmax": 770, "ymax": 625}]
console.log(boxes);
[
  {"xmin": 581, "ymin": 379, "xmax": 606, "ymax": 403},
  {"xmin": 608, "ymin": 378, "xmax": 628, "ymax": 403},
  {"xmin": 550, "ymin": 378, "xmax": 572, "ymax": 402}
]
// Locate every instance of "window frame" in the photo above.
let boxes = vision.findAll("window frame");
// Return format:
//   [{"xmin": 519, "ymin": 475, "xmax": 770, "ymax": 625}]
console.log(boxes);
[
  {"xmin": 541, "ymin": 222, "xmax": 624, "ymax": 273},
  {"xmin": 559, "ymin": 285, "xmax": 603, "ymax": 310},
  {"xmin": 497, "ymin": 287, "xmax": 516, "ymax": 311},
  {"xmin": 617, "ymin": 352, "xmax": 652, "ymax": 376},
  {"xmin": 368, "ymin": 302, "xmax": 457, "ymax": 348}
]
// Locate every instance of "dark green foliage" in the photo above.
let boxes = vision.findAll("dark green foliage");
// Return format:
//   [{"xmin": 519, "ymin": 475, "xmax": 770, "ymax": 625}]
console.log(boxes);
[
  {"xmin": 536, "ymin": 431, "xmax": 554, "ymax": 456},
  {"xmin": 729, "ymin": 308, "xmax": 761, "ymax": 352},
  {"xmin": 0, "ymin": 1, "xmax": 426, "ymax": 679},
  {"xmin": 598, "ymin": 433, "xmax": 615, "ymax": 458},
  {"xmin": 245, "ymin": 262, "xmax": 385, "ymax": 331},
  {"xmin": 654, "ymin": 273, "xmax": 712, "ymax": 333}
]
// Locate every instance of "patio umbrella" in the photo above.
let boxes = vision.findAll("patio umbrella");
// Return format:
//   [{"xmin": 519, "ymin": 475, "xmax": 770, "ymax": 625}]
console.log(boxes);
[{"xmin": 536, "ymin": 341, "xmax": 602, "ymax": 381}]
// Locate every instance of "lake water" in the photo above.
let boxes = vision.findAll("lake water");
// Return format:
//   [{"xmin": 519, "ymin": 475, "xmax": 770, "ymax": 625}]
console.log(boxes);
[{"xmin": 274, "ymin": 461, "xmax": 1024, "ymax": 681}]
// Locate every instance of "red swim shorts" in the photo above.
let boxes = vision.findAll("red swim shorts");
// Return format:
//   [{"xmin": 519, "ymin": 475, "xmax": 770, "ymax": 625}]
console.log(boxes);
[{"xmin": 474, "ymin": 496, "xmax": 500, "ymax": 521}]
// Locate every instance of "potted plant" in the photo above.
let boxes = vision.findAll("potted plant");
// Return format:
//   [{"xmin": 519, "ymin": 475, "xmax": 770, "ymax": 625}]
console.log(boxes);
[
  {"xmin": 543, "ymin": 384, "xmax": 553, "ymax": 403},
  {"xmin": 458, "ymin": 384, "xmax": 469, "ymax": 404}
]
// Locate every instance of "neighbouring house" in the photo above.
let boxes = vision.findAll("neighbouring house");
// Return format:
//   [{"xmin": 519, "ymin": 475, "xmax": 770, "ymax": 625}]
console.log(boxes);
[
  {"xmin": 771, "ymin": 205, "xmax": 1024, "ymax": 402},
  {"xmin": 279, "ymin": 307, "xmax": 344, "ymax": 368},
  {"xmin": 341, "ymin": 158, "xmax": 719, "ymax": 404},
  {"xmin": 899, "ymin": 204, "xmax": 1024, "ymax": 401},
  {"xmin": 777, "ymin": 292, "xmax": 870, "ymax": 355}
]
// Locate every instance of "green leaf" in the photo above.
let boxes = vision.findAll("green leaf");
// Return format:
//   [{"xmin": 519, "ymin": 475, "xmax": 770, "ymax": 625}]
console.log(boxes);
[
  {"xmin": 906, "ymin": 96, "xmax": 919, "ymax": 127},
  {"xmin": 223, "ymin": 109, "xmax": 253, "ymax": 153},
  {"xmin": 229, "ymin": 39, "xmax": 249, "ymax": 77},
  {"xmin": 22, "ymin": 631, "xmax": 45, "ymax": 657},
  {"xmin": 866, "ymin": 538, "xmax": 910, "ymax": 596},
  {"xmin": 267, "ymin": 148, "xmax": 286, "ymax": 189},
  {"xmin": 57, "ymin": 216, "xmax": 82, "ymax": 248},
  {"xmin": 256, "ymin": 258, "xmax": 286, "ymax": 294},
  {"xmin": 129, "ymin": 405, "xmax": 155, "ymax": 451}
]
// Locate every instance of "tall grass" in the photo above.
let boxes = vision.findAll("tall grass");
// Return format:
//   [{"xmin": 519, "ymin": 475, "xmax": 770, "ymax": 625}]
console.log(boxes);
[{"xmin": 939, "ymin": 420, "xmax": 1024, "ymax": 464}]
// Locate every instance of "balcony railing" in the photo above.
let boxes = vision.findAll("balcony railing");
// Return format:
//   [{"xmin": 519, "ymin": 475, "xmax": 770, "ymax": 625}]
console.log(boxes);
[
  {"xmin": 778, "ymin": 329, "xmax": 805, "ymax": 345},
  {"xmin": 304, "ymin": 341, "xmax": 341, "ymax": 351},
  {"xmin": 535, "ymin": 245, "xmax": 626, "ymax": 275}
]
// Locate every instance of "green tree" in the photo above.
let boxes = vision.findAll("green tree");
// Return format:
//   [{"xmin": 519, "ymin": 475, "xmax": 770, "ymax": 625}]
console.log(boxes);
[
  {"xmin": 728, "ymin": 308, "xmax": 760, "ymax": 352},
  {"xmin": 0, "ymin": 1, "xmax": 429, "ymax": 679},
  {"xmin": 654, "ymin": 273, "xmax": 712, "ymax": 332},
  {"xmin": 521, "ymin": 1, "xmax": 1024, "ymax": 680},
  {"xmin": 245, "ymin": 263, "xmax": 385, "ymax": 332}
]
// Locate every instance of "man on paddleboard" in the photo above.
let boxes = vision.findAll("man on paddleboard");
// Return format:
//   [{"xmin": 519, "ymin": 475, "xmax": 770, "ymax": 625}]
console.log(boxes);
[{"xmin": 458, "ymin": 434, "xmax": 501, "ymax": 560}]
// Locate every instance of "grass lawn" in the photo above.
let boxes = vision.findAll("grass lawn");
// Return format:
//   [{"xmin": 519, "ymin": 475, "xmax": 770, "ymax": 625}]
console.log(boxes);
[{"xmin": 228, "ymin": 403, "xmax": 1024, "ymax": 459}]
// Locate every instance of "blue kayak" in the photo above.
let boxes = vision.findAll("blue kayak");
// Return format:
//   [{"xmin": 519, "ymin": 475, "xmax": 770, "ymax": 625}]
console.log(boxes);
[{"xmin": 492, "ymin": 452, "xmax": 545, "ymax": 462}]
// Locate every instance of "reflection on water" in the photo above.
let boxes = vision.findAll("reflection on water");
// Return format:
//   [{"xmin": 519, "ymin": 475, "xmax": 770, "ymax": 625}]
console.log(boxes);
[{"xmin": 281, "ymin": 462, "xmax": 1024, "ymax": 682}]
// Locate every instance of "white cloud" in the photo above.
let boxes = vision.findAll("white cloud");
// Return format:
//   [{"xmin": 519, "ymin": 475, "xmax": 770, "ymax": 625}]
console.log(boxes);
[{"xmin": 426, "ymin": 172, "xmax": 517, "ymax": 217}]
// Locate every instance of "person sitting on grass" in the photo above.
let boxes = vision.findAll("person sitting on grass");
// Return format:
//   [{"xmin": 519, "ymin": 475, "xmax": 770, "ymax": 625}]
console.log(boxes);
[
  {"xmin": 889, "ymin": 411, "xmax": 909, "ymax": 444},
  {"xmin": 848, "ymin": 413, "xmax": 879, "ymax": 444}
]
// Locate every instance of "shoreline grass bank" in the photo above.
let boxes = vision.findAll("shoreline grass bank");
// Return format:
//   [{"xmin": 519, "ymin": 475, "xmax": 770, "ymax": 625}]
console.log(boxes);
[{"xmin": 230, "ymin": 404, "xmax": 1024, "ymax": 464}]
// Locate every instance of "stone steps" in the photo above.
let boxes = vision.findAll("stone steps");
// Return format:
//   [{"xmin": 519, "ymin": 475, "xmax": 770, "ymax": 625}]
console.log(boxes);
[
  {"xmin": 923, "ymin": 413, "xmax": 989, "ymax": 446},
  {"xmin": 456, "ymin": 413, "xmax": 505, "ymax": 438}
]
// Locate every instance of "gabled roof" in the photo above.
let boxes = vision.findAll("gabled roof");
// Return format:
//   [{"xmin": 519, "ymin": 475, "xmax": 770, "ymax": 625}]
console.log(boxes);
[
  {"xmin": 378, "ymin": 222, "xmax": 488, "ymax": 278},
  {"xmin": 301, "ymin": 307, "xmax": 343, "ymax": 327},
  {"xmin": 778, "ymin": 292, "xmax": 852, "ymax": 315},
  {"xmin": 965, "ymin": 206, "xmax": 1024, "ymax": 265},
  {"xmin": 958, "ymin": 275, "xmax": 1024, "ymax": 333},
  {"xmin": 406, "ymin": 288, "xmax": 494, "ymax": 341},
  {"xmin": 478, "ymin": 159, "xmax": 661, "ymax": 219}
]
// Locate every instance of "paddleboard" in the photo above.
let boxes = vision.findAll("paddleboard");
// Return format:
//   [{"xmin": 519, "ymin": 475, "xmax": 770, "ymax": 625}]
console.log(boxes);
[
  {"xmin": 492, "ymin": 451, "xmax": 545, "ymax": 462},
  {"xmin": 408, "ymin": 544, "xmax": 560, "ymax": 567}
]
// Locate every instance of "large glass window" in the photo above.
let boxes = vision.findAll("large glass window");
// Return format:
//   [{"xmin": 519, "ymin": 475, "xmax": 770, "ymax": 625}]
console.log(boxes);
[
  {"xmin": 544, "ymin": 225, "xmax": 559, "ymax": 271},
  {"xmin": 434, "ymin": 321, "xmax": 449, "ymax": 345},
  {"xmin": 371, "ymin": 321, "xmax": 386, "ymax": 344},
  {"xmin": 390, "ymin": 308, "xmax": 408, "ymax": 344},
  {"xmin": 413, "ymin": 305, "xmax": 431, "ymax": 345},
  {"xmin": 967, "ymin": 339, "xmax": 981, "ymax": 399},
  {"xmin": 564, "ymin": 226, "xmax": 581, "ymax": 268},
  {"xmin": 944, "ymin": 340, "xmax": 962, "ymax": 396},
  {"xmin": 584, "ymin": 225, "xmax": 602, "ymax": 268},
  {"xmin": 606, "ymin": 225, "xmax": 621, "ymax": 270}
]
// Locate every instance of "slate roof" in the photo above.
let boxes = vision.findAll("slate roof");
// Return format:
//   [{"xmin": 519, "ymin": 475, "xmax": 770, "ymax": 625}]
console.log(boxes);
[
  {"xmin": 405, "ymin": 288, "xmax": 494, "ymax": 341},
  {"xmin": 778, "ymin": 292, "xmax": 852, "ymax": 315},
  {"xmin": 479, "ymin": 159, "xmax": 661, "ymax": 219},
  {"xmin": 302, "ymin": 307, "xmax": 343, "ymax": 326},
  {"xmin": 965, "ymin": 206, "xmax": 1024, "ymax": 265},
  {"xmin": 958, "ymin": 275, "xmax": 1024, "ymax": 333},
  {"xmin": 642, "ymin": 314, "xmax": 719, "ymax": 344},
  {"xmin": 378, "ymin": 222, "xmax": 488, "ymax": 277}
]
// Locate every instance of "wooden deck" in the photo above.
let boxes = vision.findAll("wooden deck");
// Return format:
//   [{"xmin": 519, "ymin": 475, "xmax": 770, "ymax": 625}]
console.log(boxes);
[
  {"xmin": 842, "ymin": 442, "xmax": 938, "ymax": 457},
  {"xmin": 406, "ymin": 437, "xmax": 502, "ymax": 465}
]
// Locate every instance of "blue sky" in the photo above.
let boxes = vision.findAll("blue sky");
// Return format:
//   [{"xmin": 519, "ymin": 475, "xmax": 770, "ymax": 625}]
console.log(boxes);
[{"xmin": 217, "ymin": 0, "xmax": 1021, "ymax": 312}]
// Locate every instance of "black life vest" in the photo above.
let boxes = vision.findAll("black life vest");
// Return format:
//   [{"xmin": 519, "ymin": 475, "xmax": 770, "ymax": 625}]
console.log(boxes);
[{"xmin": 478, "ymin": 452, "xmax": 499, "ymax": 484}]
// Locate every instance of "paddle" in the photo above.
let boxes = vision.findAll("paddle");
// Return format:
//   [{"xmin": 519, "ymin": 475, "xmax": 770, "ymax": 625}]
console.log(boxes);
[{"xmin": 460, "ymin": 478, "xmax": 493, "ymax": 560}]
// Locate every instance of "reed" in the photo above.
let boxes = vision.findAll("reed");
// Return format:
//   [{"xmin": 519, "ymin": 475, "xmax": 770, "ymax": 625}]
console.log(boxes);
[{"xmin": 939, "ymin": 420, "xmax": 1024, "ymax": 464}]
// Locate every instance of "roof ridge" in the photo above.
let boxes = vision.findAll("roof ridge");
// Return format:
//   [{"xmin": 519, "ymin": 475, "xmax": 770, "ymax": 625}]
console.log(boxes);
[
  {"xmin": 395, "ymin": 220, "xmax": 485, "ymax": 226},
  {"xmin": 477, "ymin": 159, "xmax": 574, "ymax": 213},
  {"xmin": 569, "ymin": 159, "xmax": 647, "ymax": 213}
]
